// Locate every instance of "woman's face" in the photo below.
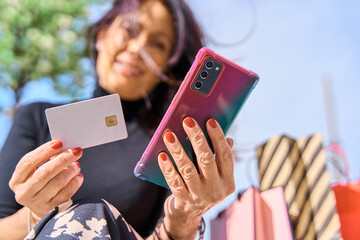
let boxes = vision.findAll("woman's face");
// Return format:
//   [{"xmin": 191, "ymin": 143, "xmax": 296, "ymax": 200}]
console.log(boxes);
[{"xmin": 96, "ymin": 0, "xmax": 175, "ymax": 100}]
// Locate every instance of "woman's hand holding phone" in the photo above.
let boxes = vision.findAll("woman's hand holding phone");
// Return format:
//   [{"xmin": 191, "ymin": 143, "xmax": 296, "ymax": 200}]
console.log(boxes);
[
  {"xmin": 157, "ymin": 117, "xmax": 235, "ymax": 239},
  {"xmin": 8, "ymin": 141, "xmax": 83, "ymax": 227},
  {"xmin": 134, "ymin": 47, "xmax": 258, "ymax": 189}
]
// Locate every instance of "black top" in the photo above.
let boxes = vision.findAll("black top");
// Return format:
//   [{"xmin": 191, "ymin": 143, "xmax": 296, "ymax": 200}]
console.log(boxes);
[{"xmin": 0, "ymin": 86, "xmax": 168, "ymax": 237}]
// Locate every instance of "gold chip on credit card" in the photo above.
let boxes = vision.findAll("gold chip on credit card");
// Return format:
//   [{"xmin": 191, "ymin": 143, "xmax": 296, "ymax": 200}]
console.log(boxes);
[{"xmin": 105, "ymin": 115, "xmax": 118, "ymax": 127}]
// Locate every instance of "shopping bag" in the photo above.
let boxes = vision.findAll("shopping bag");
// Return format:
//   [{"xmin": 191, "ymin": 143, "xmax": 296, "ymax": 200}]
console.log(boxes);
[
  {"xmin": 256, "ymin": 132, "xmax": 341, "ymax": 240},
  {"xmin": 332, "ymin": 180, "xmax": 360, "ymax": 240},
  {"xmin": 210, "ymin": 187, "xmax": 294, "ymax": 240}
]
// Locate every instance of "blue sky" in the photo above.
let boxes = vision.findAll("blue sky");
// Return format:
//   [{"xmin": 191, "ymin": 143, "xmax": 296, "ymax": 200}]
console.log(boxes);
[
  {"xmin": 189, "ymin": 0, "xmax": 360, "ymax": 179},
  {"xmin": 0, "ymin": 0, "xmax": 359, "ymax": 238}
]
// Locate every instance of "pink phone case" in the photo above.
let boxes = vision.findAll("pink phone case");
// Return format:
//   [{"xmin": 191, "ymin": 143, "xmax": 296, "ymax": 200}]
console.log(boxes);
[{"xmin": 134, "ymin": 48, "xmax": 259, "ymax": 189}]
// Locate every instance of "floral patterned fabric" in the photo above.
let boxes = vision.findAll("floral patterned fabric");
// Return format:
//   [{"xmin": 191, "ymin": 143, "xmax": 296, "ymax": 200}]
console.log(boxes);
[{"xmin": 25, "ymin": 198, "xmax": 143, "ymax": 240}]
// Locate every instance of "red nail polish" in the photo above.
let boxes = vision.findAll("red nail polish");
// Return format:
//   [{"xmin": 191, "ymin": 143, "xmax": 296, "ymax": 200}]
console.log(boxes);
[
  {"xmin": 72, "ymin": 147, "xmax": 82, "ymax": 156},
  {"xmin": 159, "ymin": 152, "xmax": 167, "ymax": 161},
  {"xmin": 77, "ymin": 173, "xmax": 83, "ymax": 177},
  {"xmin": 209, "ymin": 118, "xmax": 217, "ymax": 129},
  {"xmin": 184, "ymin": 117, "xmax": 195, "ymax": 128},
  {"xmin": 50, "ymin": 140, "xmax": 63, "ymax": 149},
  {"xmin": 75, "ymin": 162, "xmax": 81, "ymax": 168},
  {"xmin": 165, "ymin": 132, "xmax": 176, "ymax": 144}
]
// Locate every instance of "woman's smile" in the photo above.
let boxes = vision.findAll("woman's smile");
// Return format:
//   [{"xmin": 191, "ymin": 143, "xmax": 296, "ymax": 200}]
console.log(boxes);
[{"xmin": 113, "ymin": 59, "xmax": 143, "ymax": 77}]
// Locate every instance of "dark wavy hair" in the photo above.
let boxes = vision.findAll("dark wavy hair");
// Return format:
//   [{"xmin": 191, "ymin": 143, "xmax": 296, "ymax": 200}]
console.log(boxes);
[{"xmin": 87, "ymin": 0, "xmax": 203, "ymax": 133}]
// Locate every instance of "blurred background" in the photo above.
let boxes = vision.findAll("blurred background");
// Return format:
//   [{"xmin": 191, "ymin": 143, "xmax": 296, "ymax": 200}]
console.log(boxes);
[{"xmin": 1, "ymin": 0, "xmax": 359, "ymax": 239}]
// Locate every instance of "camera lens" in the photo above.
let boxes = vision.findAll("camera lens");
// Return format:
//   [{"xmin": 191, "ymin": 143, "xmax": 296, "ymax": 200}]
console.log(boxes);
[
  {"xmin": 206, "ymin": 61, "xmax": 213, "ymax": 69},
  {"xmin": 200, "ymin": 70, "xmax": 208, "ymax": 79},
  {"xmin": 195, "ymin": 81, "xmax": 202, "ymax": 89}
]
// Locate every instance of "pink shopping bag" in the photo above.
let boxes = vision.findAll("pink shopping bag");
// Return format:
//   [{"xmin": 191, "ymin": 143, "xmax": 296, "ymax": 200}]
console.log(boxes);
[{"xmin": 211, "ymin": 187, "xmax": 294, "ymax": 240}]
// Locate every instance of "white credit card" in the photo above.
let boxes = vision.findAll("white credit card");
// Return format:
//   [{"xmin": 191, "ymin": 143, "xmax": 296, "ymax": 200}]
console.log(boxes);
[{"xmin": 45, "ymin": 94, "xmax": 128, "ymax": 150}]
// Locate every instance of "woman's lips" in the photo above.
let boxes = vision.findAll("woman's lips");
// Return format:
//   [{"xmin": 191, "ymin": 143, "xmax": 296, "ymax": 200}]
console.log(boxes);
[{"xmin": 113, "ymin": 60, "xmax": 143, "ymax": 77}]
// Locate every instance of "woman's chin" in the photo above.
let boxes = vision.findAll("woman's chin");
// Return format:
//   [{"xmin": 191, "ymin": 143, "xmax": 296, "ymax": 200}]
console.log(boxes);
[
  {"xmin": 110, "ymin": 82, "xmax": 143, "ymax": 100},
  {"xmin": 117, "ymin": 91, "xmax": 144, "ymax": 101}
]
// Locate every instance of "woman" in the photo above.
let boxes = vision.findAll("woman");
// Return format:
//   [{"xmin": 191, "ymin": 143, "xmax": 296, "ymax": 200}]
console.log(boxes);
[{"xmin": 0, "ymin": 0, "xmax": 235, "ymax": 239}]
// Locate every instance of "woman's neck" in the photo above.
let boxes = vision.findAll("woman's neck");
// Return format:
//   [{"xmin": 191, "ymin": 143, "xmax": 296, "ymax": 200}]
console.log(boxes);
[{"xmin": 93, "ymin": 83, "xmax": 145, "ymax": 122}]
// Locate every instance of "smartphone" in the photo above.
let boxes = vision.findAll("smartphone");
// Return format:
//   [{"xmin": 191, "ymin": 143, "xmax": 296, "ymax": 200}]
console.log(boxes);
[{"xmin": 134, "ymin": 48, "xmax": 259, "ymax": 189}]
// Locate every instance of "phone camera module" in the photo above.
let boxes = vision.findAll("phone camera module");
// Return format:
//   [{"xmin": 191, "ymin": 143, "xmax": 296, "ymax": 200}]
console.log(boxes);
[
  {"xmin": 200, "ymin": 70, "xmax": 208, "ymax": 79},
  {"xmin": 193, "ymin": 57, "xmax": 221, "ymax": 95},
  {"xmin": 195, "ymin": 81, "xmax": 203, "ymax": 89},
  {"xmin": 206, "ymin": 61, "xmax": 213, "ymax": 69}
]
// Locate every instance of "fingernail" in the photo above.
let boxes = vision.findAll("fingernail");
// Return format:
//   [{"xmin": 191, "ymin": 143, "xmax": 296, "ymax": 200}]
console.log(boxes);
[
  {"xmin": 164, "ymin": 131, "xmax": 176, "ymax": 144},
  {"xmin": 209, "ymin": 118, "xmax": 217, "ymax": 129},
  {"xmin": 228, "ymin": 138, "xmax": 234, "ymax": 148},
  {"xmin": 50, "ymin": 140, "xmax": 63, "ymax": 149},
  {"xmin": 77, "ymin": 173, "xmax": 83, "ymax": 177},
  {"xmin": 72, "ymin": 147, "xmax": 82, "ymax": 156},
  {"xmin": 184, "ymin": 117, "xmax": 195, "ymax": 128},
  {"xmin": 75, "ymin": 162, "xmax": 81, "ymax": 168},
  {"xmin": 159, "ymin": 152, "xmax": 167, "ymax": 161}
]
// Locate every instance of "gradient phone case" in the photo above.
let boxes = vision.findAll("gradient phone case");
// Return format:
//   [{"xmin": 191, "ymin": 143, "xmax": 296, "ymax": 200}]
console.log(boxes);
[{"xmin": 134, "ymin": 48, "xmax": 259, "ymax": 189}]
